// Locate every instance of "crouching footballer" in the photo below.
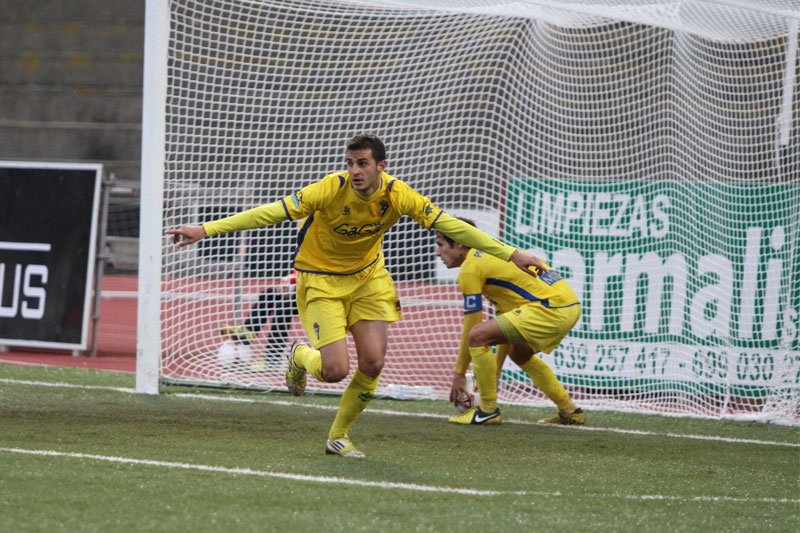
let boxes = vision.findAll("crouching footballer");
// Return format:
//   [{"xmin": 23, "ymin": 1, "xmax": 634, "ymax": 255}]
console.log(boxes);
[{"xmin": 435, "ymin": 219, "xmax": 585, "ymax": 426}]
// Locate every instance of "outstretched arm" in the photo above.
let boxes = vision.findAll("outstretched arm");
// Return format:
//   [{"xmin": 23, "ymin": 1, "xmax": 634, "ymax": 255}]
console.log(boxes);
[
  {"xmin": 434, "ymin": 213, "xmax": 548, "ymax": 277},
  {"xmin": 165, "ymin": 200, "xmax": 290, "ymax": 248}
]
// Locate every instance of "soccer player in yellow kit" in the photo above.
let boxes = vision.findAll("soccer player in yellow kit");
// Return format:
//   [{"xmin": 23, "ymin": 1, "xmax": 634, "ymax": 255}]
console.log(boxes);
[
  {"xmin": 435, "ymin": 221, "xmax": 585, "ymax": 426},
  {"xmin": 167, "ymin": 134, "xmax": 550, "ymax": 458}
]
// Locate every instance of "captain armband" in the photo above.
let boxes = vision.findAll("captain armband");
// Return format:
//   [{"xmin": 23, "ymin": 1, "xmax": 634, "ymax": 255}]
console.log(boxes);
[{"xmin": 463, "ymin": 293, "xmax": 482, "ymax": 314}]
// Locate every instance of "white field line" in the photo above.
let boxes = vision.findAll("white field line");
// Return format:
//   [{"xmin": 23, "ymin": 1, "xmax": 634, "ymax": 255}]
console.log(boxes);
[
  {"xmin": 2, "ymin": 447, "xmax": 798, "ymax": 504},
  {"xmin": 0, "ymin": 359, "xmax": 60, "ymax": 367},
  {"xmin": 2, "ymin": 378, "xmax": 799, "ymax": 449},
  {"xmin": 0, "ymin": 359, "xmax": 134, "ymax": 374},
  {"xmin": 0, "ymin": 378, "xmax": 137, "ymax": 394}
]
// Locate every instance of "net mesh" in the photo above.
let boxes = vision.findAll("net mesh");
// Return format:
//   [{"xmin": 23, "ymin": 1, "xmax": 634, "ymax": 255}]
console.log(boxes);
[{"xmin": 156, "ymin": 0, "xmax": 799, "ymax": 424}]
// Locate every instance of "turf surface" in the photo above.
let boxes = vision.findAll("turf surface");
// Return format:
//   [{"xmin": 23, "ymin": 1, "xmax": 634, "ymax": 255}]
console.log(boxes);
[{"xmin": 1, "ymin": 365, "xmax": 798, "ymax": 531}]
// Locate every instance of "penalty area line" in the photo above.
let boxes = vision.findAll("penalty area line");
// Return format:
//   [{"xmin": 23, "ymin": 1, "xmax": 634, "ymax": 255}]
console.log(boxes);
[{"xmin": 1, "ymin": 447, "xmax": 797, "ymax": 504}]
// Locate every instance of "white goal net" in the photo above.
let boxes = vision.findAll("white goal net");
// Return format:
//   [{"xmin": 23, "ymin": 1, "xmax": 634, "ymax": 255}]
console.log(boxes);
[{"xmin": 140, "ymin": 0, "xmax": 799, "ymax": 425}]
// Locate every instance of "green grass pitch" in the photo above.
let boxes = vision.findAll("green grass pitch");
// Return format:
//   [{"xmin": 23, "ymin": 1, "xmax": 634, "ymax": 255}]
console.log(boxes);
[{"xmin": 1, "ymin": 364, "xmax": 798, "ymax": 531}]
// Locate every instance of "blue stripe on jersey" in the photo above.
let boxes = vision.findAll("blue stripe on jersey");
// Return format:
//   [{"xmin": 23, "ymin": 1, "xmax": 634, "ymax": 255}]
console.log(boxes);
[
  {"xmin": 338, "ymin": 175, "xmax": 346, "ymax": 188},
  {"xmin": 295, "ymin": 253, "xmax": 381, "ymax": 276},
  {"xmin": 550, "ymin": 301, "xmax": 581, "ymax": 309},
  {"xmin": 293, "ymin": 213, "xmax": 315, "ymax": 261},
  {"xmin": 485, "ymin": 278, "xmax": 551, "ymax": 308},
  {"xmin": 484, "ymin": 278, "xmax": 580, "ymax": 309},
  {"xmin": 486, "ymin": 278, "xmax": 537, "ymax": 301},
  {"xmin": 431, "ymin": 210, "xmax": 444, "ymax": 227},
  {"xmin": 387, "ymin": 178, "xmax": 396, "ymax": 192},
  {"xmin": 463, "ymin": 293, "xmax": 482, "ymax": 314},
  {"xmin": 281, "ymin": 198, "xmax": 292, "ymax": 219}
]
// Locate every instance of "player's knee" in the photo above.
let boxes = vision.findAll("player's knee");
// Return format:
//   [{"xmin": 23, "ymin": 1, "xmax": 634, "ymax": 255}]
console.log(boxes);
[
  {"xmin": 321, "ymin": 360, "xmax": 349, "ymax": 382},
  {"xmin": 468, "ymin": 325, "xmax": 491, "ymax": 347},
  {"xmin": 358, "ymin": 357, "xmax": 384, "ymax": 377}
]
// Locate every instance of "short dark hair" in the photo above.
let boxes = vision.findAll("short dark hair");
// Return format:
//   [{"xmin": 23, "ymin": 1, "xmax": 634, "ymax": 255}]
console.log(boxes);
[
  {"xmin": 437, "ymin": 217, "xmax": 476, "ymax": 247},
  {"xmin": 347, "ymin": 134, "xmax": 386, "ymax": 163}
]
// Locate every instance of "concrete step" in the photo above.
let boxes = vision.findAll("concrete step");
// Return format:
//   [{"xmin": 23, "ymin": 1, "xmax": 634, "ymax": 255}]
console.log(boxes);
[
  {"xmin": 2, "ymin": 84, "xmax": 142, "ymax": 123},
  {"xmin": 0, "ymin": 122, "xmax": 141, "ymax": 162},
  {"xmin": 102, "ymin": 161, "xmax": 140, "ymax": 183},
  {"xmin": 1, "ymin": 51, "xmax": 143, "ymax": 87},
  {"xmin": 0, "ymin": 158, "xmax": 140, "ymax": 183},
  {"xmin": 0, "ymin": 0, "xmax": 144, "ymax": 23},
  {"xmin": 0, "ymin": 21, "xmax": 143, "ymax": 54},
  {"xmin": 103, "ymin": 236, "xmax": 140, "ymax": 268}
]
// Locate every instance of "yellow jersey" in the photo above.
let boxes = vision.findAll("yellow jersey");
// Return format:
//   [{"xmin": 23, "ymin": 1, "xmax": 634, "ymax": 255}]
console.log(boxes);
[
  {"xmin": 282, "ymin": 172, "xmax": 442, "ymax": 274},
  {"xmin": 459, "ymin": 249, "xmax": 579, "ymax": 314},
  {"xmin": 203, "ymin": 171, "xmax": 517, "ymax": 275}
]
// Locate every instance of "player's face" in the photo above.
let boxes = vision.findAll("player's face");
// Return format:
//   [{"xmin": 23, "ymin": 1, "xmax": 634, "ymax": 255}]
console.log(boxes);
[
  {"xmin": 435, "ymin": 233, "xmax": 465, "ymax": 268},
  {"xmin": 346, "ymin": 148, "xmax": 386, "ymax": 196}
]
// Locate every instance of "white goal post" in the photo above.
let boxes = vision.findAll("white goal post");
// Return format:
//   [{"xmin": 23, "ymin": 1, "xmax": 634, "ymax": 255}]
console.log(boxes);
[{"xmin": 139, "ymin": 0, "xmax": 799, "ymax": 424}]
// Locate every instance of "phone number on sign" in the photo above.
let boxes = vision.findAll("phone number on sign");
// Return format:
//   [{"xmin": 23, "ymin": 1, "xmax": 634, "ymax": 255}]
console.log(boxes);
[{"xmin": 548, "ymin": 339, "xmax": 799, "ymax": 386}]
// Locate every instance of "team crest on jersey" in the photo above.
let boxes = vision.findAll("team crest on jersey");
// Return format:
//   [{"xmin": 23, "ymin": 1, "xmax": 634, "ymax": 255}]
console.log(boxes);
[
  {"xmin": 342, "ymin": 205, "xmax": 351, "ymax": 215},
  {"xmin": 394, "ymin": 299, "xmax": 401, "ymax": 311},
  {"xmin": 424, "ymin": 202, "xmax": 433, "ymax": 217},
  {"xmin": 313, "ymin": 322, "xmax": 320, "ymax": 339},
  {"xmin": 379, "ymin": 201, "xmax": 389, "ymax": 216},
  {"xmin": 290, "ymin": 191, "xmax": 304, "ymax": 208}
]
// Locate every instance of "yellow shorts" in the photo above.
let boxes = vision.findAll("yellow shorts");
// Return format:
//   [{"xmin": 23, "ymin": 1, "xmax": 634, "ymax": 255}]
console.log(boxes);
[
  {"xmin": 496, "ymin": 303, "xmax": 581, "ymax": 354},
  {"xmin": 295, "ymin": 261, "xmax": 402, "ymax": 348}
]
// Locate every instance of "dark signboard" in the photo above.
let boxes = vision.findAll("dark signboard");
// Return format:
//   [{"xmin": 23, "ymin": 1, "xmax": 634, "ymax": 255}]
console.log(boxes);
[{"xmin": 0, "ymin": 162, "xmax": 101, "ymax": 349}]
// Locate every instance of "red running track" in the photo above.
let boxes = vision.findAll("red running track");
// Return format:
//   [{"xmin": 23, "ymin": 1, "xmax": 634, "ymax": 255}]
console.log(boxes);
[{"xmin": 0, "ymin": 275, "xmax": 137, "ymax": 373}]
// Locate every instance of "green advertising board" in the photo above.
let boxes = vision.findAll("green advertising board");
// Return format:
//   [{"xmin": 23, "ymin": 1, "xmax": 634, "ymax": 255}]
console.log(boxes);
[{"xmin": 502, "ymin": 179, "xmax": 800, "ymax": 394}]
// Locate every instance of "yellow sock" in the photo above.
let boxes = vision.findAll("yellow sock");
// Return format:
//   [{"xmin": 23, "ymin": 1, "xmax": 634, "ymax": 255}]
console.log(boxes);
[
  {"xmin": 519, "ymin": 356, "xmax": 576, "ymax": 412},
  {"xmin": 470, "ymin": 346, "xmax": 497, "ymax": 412},
  {"xmin": 329, "ymin": 369, "xmax": 379, "ymax": 440},
  {"xmin": 293, "ymin": 344, "xmax": 324, "ymax": 382}
]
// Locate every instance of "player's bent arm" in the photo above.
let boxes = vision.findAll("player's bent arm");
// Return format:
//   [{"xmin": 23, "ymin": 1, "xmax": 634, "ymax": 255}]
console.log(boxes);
[
  {"xmin": 203, "ymin": 201, "xmax": 289, "ymax": 237},
  {"xmin": 454, "ymin": 311, "xmax": 483, "ymax": 374},
  {"xmin": 451, "ymin": 312, "xmax": 482, "ymax": 403}
]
